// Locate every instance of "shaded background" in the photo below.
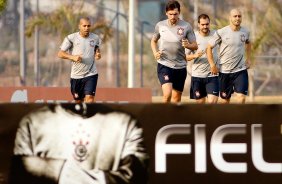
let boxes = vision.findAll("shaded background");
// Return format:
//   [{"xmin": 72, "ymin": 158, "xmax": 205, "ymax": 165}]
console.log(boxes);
[{"xmin": 0, "ymin": 0, "xmax": 281, "ymax": 99}]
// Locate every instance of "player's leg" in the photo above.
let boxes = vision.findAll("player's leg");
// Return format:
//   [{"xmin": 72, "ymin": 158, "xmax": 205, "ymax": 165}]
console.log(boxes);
[
  {"xmin": 70, "ymin": 78, "xmax": 84, "ymax": 103},
  {"xmin": 162, "ymin": 83, "xmax": 173, "ymax": 102},
  {"xmin": 171, "ymin": 89, "xmax": 182, "ymax": 103},
  {"xmin": 220, "ymin": 98, "xmax": 230, "ymax": 104},
  {"xmin": 190, "ymin": 77, "xmax": 207, "ymax": 104},
  {"xmin": 234, "ymin": 70, "xmax": 249, "ymax": 104},
  {"xmin": 196, "ymin": 97, "xmax": 206, "ymax": 104},
  {"xmin": 157, "ymin": 63, "xmax": 173, "ymax": 103},
  {"xmin": 219, "ymin": 72, "xmax": 233, "ymax": 104},
  {"xmin": 83, "ymin": 74, "xmax": 98, "ymax": 103},
  {"xmin": 84, "ymin": 95, "xmax": 94, "ymax": 103},
  {"xmin": 171, "ymin": 68, "xmax": 187, "ymax": 103},
  {"xmin": 206, "ymin": 76, "xmax": 219, "ymax": 104},
  {"xmin": 235, "ymin": 93, "xmax": 246, "ymax": 104},
  {"xmin": 207, "ymin": 95, "xmax": 218, "ymax": 104}
]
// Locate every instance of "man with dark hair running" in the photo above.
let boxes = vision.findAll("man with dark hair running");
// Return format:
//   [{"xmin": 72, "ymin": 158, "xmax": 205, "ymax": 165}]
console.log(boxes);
[{"xmin": 151, "ymin": 0, "xmax": 198, "ymax": 103}]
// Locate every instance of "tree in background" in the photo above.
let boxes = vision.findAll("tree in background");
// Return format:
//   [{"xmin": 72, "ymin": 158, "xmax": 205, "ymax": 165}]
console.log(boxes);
[
  {"xmin": 25, "ymin": 1, "xmax": 112, "ymax": 42},
  {"xmin": 0, "ymin": 0, "xmax": 7, "ymax": 13},
  {"xmin": 22, "ymin": 0, "xmax": 113, "ymax": 87}
]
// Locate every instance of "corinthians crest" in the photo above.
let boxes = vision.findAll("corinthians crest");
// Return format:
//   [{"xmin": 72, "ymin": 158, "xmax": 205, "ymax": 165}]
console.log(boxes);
[
  {"xmin": 73, "ymin": 140, "xmax": 89, "ymax": 162},
  {"xmin": 240, "ymin": 34, "xmax": 246, "ymax": 42},
  {"xmin": 177, "ymin": 27, "xmax": 184, "ymax": 36},
  {"xmin": 72, "ymin": 126, "xmax": 90, "ymax": 162},
  {"xmin": 90, "ymin": 40, "xmax": 95, "ymax": 47}
]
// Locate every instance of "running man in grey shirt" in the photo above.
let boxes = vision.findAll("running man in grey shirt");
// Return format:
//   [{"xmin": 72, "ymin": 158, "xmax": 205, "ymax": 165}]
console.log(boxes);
[
  {"xmin": 58, "ymin": 17, "xmax": 102, "ymax": 103},
  {"xmin": 207, "ymin": 9, "xmax": 251, "ymax": 104},
  {"xmin": 151, "ymin": 0, "xmax": 198, "ymax": 103},
  {"xmin": 186, "ymin": 14, "xmax": 219, "ymax": 104}
]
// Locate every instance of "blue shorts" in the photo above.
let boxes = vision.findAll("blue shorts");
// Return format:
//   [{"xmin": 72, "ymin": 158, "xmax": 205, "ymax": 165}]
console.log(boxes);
[
  {"xmin": 157, "ymin": 63, "xmax": 187, "ymax": 92},
  {"xmin": 70, "ymin": 74, "xmax": 98, "ymax": 100},
  {"xmin": 190, "ymin": 76, "xmax": 219, "ymax": 99},
  {"xmin": 219, "ymin": 70, "xmax": 248, "ymax": 99}
]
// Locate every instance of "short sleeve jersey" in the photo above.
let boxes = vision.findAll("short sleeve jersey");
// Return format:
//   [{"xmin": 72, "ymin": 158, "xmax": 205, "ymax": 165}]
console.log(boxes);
[
  {"xmin": 14, "ymin": 105, "xmax": 146, "ymax": 171},
  {"xmin": 186, "ymin": 30, "xmax": 219, "ymax": 78},
  {"xmin": 60, "ymin": 32, "xmax": 101, "ymax": 79},
  {"xmin": 152, "ymin": 19, "xmax": 196, "ymax": 69},
  {"xmin": 208, "ymin": 26, "xmax": 250, "ymax": 73}
]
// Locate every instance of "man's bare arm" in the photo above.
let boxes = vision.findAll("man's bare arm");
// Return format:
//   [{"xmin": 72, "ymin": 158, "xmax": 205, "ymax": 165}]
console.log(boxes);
[
  {"xmin": 245, "ymin": 42, "xmax": 251, "ymax": 68},
  {"xmin": 57, "ymin": 50, "xmax": 82, "ymax": 62},
  {"xmin": 151, "ymin": 38, "xmax": 162, "ymax": 60},
  {"xmin": 182, "ymin": 40, "xmax": 198, "ymax": 51},
  {"xmin": 206, "ymin": 44, "xmax": 218, "ymax": 75}
]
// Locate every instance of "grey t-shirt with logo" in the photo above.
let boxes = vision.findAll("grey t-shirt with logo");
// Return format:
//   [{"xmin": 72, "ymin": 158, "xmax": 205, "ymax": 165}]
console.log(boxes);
[
  {"xmin": 208, "ymin": 25, "xmax": 250, "ymax": 73},
  {"xmin": 152, "ymin": 19, "xmax": 196, "ymax": 69},
  {"xmin": 186, "ymin": 30, "xmax": 219, "ymax": 78},
  {"xmin": 60, "ymin": 32, "xmax": 101, "ymax": 79}
]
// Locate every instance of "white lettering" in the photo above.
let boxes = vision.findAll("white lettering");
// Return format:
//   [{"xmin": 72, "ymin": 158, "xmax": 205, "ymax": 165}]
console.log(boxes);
[
  {"xmin": 252, "ymin": 124, "xmax": 282, "ymax": 173},
  {"xmin": 211, "ymin": 124, "xmax": 247, "ymax": 173},
  {"xmin": 155, "ymin": 124, "xmax": 281, "ymax": 173},
  {"xmin": 195, "ymin": 124, "xmax": 207, "ymax": 173},
  {"xmin": 155, "ymin": 124, "xmax": 191, "ymax": 173}
]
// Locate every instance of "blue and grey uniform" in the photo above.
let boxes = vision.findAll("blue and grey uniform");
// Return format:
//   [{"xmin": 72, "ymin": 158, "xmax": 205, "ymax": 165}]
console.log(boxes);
[
  {"xmin": 152, "ymin": 19, "xmax": 196, "ymax": 92},
  {"xmin": 187, "ymin": 30, "xmax": 219, "ymax": 99},
  {"xmin": 208, "ymin": 26, "xmax": 250, "ymax": 98},
  {"xmin": 60, "ymin": 32, "xmax": 101, "ymax": 100}
]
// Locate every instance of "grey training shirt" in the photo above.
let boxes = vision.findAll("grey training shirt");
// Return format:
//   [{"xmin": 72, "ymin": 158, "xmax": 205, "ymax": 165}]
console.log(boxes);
[
  {"xmin": 208, "ymin": 25, "xmax": 250, "ymax": 73},
  {"xmin": 60, "ymin": 32, "xmax": 101, "ymax": 79},
  {"xmin": 152, "ymin": 19, "xmax": 196, "ymax": 69},
  {"xmin": 186, "ymin": 30, "xmax": 218, "ymax": 78}
]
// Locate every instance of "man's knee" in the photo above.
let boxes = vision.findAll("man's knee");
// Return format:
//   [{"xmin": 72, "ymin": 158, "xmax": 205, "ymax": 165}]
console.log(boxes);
[
  {"xmin": 236, "ymin": 93, "xmax": 246, "ymax": 104},
  {"xmin": 171, "ymin": 91, "xmax": 182, "ymax": 103},
  {"xmin": 84, "ymin": 95, "xmax": 95, "ymax": 103},
  {"xmin": 162, "ymin": 93, "xmax": 172, "ymax": 103}
]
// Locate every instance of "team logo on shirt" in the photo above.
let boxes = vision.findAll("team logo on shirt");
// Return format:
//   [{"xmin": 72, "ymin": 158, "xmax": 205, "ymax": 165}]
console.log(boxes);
[
  {"xmin": 90, "ymin": 40, "xmax": 95, "ymax": 47},
  {"xmin": 72, "ymin": 127, "xmax": 90, "ymax": 162},
  {"xmin": 177, "ymin": 27, "xmax": 184, "ymax": 36},
  {"xmin": 240, "ymin": 34, "xmax": 246, "ymax": 42},
  {"xmin": 74, "ymin": 143, "xmax": 88, "ymax": 162}
]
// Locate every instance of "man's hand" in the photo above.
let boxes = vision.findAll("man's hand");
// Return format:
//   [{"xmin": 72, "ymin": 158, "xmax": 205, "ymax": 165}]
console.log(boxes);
[
  {"xmin": 71, "ymin": 55, "xmax": 82, "ymax": 62},
  {"xmin": 182, "ymin": 39, "xmax": 198, "ymax": 50},
  {"xmin": 246, "ymin": 60, "xmax": 251, "ymax": 69},
  {"xmin": 95, "ymin": 52, "xmax": 101, "ymax": 60},
  {"xmin": 186, "ymin": 50, "xmax": 205, "ymax": 61},
  {"xmin": 154, "ymin": 50, "xmax": 162, "ymax": 60},
  {"xmin": 182, "ymin": 39, "xmax": 189, "ymax": 48},
  {"xmin": 195, "ymin": 50, "xmax": 205, "ymax": 58},
  {"xmin": 210, "ymin": 64, "xmax": 218, "ymax": 75}
]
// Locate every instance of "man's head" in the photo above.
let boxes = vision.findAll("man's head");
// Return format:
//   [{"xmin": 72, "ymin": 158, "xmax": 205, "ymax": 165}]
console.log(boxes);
[
  {"xmin": 198, "ymin": 14, "xmax": 210, "ymax": 36},
  {"xmin": 229, "ymin": 9, "xmax": 242, "ymax": 27},
  {"xmin": 165, "ymin": 0, "xmax": 181, "ymax": 25},
  {"xmin": 79, "ymin": 17, "xmax": 91, "ymax": 37}
]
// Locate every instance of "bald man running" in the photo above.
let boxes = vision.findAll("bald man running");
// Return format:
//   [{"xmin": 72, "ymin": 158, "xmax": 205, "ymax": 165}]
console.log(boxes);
[
  {"xmin": 58, "ymin": 17, "xmax": 102, "ymax": 103},
  {"xmin": 207, "ymin": 9, "xmax": 251, "ymax": 104}
]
